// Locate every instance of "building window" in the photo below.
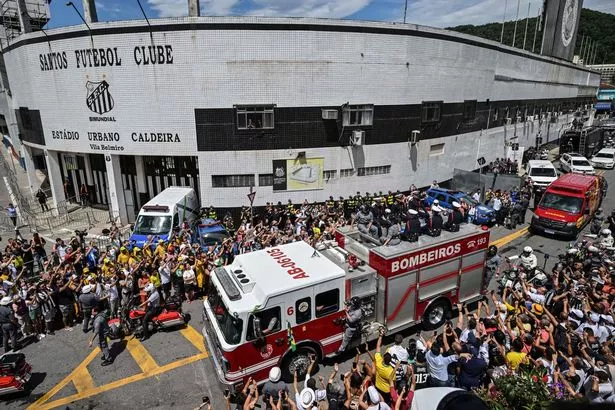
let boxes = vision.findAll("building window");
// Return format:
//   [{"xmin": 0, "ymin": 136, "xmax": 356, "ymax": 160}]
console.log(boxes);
[
  {"xmin": 357, "ymin": 165, "xmax": 391, "ymax": 176},
  {"xmin": 342, "ymin": 104, "xmax": 373, "ymax": 126},
  {"xmin": 430, "ymin": 143, "xmax": 445, "ymax": 156},
  {"xmin": 463, "ymin": 100, "xmax": 477, "ymax": 120},
  {"xmin": 235, "ymin": 105, "xmax": 274, "ymax": 130},
  {"xmin": 212, "ymin": 174, "xmax": 255, "ymax": 188},
  {"xmin": 340, "ymin": 169, "xmax": 355, "ymax": 178},
  {"xmin": 258, "ymin": 174, "xmax": 273, "ymax": 187},
  {"xmin": 315, "ymin": 289, "xmax": 339, "ymax": 318},
  {"xmin": 421, "ymin": 101, "xmax": 442, "ymax": 124},
  {"xmin": 323, "ymin": 170, "xmax": 337, "ymax": 180}
]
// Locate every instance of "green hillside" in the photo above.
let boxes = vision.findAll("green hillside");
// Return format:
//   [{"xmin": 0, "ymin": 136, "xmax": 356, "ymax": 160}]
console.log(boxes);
[{"xmin": 448, "ymin": 8, "xmax": 615, "ymax": 64}]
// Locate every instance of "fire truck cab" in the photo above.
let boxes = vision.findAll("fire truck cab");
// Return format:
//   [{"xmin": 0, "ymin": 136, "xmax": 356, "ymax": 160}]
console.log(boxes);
[{"xmin": 202, "ymin": 223, "xmax": 489, "ymax": 387}]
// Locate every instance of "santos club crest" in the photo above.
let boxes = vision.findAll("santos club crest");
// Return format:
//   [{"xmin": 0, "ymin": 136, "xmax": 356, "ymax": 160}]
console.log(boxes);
[{"xmin": 86, "ymin": 81, "xmax": 114, "ymax": 115}]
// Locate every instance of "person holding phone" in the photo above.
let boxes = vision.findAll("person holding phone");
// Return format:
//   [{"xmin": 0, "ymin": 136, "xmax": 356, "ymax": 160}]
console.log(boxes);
[
  {"xmin": 194, "ymin": 396, "xmax": 212, "ymax": 410},
  {"xmin": 262, "ymin": 366, "xmax": 287, "ymax": 409}
]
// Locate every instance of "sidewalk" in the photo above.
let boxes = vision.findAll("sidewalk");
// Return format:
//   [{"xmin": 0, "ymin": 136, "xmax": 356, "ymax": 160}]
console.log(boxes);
[{"xmin": 1, "ymin": 147, "xmax": 116, "ymax": 242}]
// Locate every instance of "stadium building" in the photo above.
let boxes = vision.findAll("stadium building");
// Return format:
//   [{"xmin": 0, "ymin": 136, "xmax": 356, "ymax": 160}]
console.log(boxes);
[{"xmin": 0, "ymin": 0, "xmax": 600, "ymax": 223}]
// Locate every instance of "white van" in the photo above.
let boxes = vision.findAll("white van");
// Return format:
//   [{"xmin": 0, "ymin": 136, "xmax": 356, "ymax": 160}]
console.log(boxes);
[
  {"xmin": 129, "ymin": 187, "xmax": 199, "ymax": 247},
  {"xmin": 591, "ymin": 148, "xmax": 615, "ymax": 169},
  {"xmin": 526, "ymin": 160, "xmax": 558, "ymax": 187}
]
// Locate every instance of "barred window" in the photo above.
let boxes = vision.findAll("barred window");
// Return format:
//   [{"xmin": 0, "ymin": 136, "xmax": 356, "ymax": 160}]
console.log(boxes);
[
  {"xmin": 357, "ymin": 165, "xmax": 391, "ymax": 176},
  {"xmin": 236, "ymin": 105, "xmax": 274, "ymax": 130},
  {"xmin": 258, "ymin": 174, "xmax": 273, "ymax": 186},
  {"xmin": 212, "ymin": 174, "xmax": 255, "ymax": 188},
  {"xmin": 342, "ymin": 105, "xmax": 373, "ymax": 126},
  {"xmin": 421, "ymin": 101, "xmax": 442, "ymax": 124},
  {"xmin": 323, "ymin": 170, "xmax": 337, "ymax": 180},
  {"xmin": 340, "ymin": 169, "xmax": 355, "ymax": 178}
]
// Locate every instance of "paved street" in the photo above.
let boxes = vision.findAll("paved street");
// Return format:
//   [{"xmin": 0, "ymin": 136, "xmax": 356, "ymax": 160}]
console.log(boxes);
[{"xmin": 0, "ymin": 167, "xmax": 612, "ymax": 410}]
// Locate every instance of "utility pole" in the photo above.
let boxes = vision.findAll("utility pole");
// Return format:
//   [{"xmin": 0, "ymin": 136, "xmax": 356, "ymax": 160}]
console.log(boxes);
[
  {"xmin": 540, "ymin": 12, "xmax": 548, "ymax": 54},
  {"xmin": 523, "ymin": 2, "xmax": 531, "ymax": 50},
  {"xmin": 500, "ymin": 0, "xmax": 509, "ymax": 43},
  {"xmin": 578, "ymin": 35, "xmax": 585, "ymax": 61},
  {"xmin": 403, "ymin": 0, "xmax": 408, "ymax": 23},
  {"xmin": 512, "ymin": 0, "xmax": 521, "ymax": 47}
]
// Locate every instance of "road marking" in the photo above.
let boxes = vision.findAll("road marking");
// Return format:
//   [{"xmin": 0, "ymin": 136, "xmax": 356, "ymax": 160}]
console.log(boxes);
[
  {"xmin": 72, "ymin": 365, "xmax": 96, "ymax": 393},
  {"xmin": 180, "ymin": 325, "xmax": 209, "ymax": 354},
  {"xmin": 27, "ymin": 347, "xmax": 100, "ymax": 410},
  {"xmin": 491, "ymin": 226, "xmax": 529, "ymax": 248},
  {"xmin": 34, "ymin": 352, "xmax": 209, "ymax": 410},
  {"xmin": 126, "ymin": 337, "xmax": 159, "ymax": 374}
]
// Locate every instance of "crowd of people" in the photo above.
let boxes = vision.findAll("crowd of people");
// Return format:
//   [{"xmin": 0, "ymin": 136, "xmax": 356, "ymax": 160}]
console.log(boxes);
[{"xmin": 484, "ymin": 158, "xmax": 520, "ymax": 175}]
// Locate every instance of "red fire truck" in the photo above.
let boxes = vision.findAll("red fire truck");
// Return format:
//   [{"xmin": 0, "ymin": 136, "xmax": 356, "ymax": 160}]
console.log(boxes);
[{"xmin": 202, "ymin": 223, "xmax": 489, "ymax": 387}]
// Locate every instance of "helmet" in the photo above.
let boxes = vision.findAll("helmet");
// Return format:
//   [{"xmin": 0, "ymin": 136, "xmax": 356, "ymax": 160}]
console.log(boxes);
[
  {"xmin": 602, "ymin": 229, "xmax": 612, "ymax": 236},
  {"xmin": 350, "ymin": 296, "xmax": 361, "ymax": 309},
  {"xmin": 523, "ymin": 246, "xmax": 533, "ymax": 254},
  {"xmin": 488, "ymin": 245, "xmax": 498, "ymax": 257},
  {"xmin": 587, "ymin": 245, "xmax": 599, "ymax": 253}
]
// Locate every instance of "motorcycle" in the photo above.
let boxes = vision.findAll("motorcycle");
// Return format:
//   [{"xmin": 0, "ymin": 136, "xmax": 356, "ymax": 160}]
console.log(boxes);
[
  {"xmin": 0, "ymin": 353, "xmax": 32, "ymax": 396},
  {"xmin": 109, "ymin": 295, "xmax": 189, "ymax": 339}
]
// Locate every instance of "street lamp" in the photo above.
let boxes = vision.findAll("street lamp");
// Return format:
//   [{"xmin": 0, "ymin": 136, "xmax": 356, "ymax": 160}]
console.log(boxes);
[{"xmin": 65, "ymin": 2, "xmax": 93, "ymax": 44}]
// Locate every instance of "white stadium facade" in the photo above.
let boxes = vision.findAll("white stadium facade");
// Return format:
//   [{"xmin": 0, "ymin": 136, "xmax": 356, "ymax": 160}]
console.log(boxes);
[{"xmin": 0, "ymin": 0, "xmax": 600, "ymax": 223}]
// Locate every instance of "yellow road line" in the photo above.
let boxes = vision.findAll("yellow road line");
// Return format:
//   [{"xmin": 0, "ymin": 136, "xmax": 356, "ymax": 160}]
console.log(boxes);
[
  {"xmin": 126, "ymin": 337, "xmax": 159, "ymax": 374},
  {"xmin": 491, "ymin": 226, "xmax": 529, "ymax": 248},
  {"xmin": 35, "ymin": 352, "xmax": 209, "ymax": 410},
  {"xmin": 27, "ymin": 347, "xmax": 100, "ymax": 410},
  {"xmin": 72, "ymin": 365, "xmax": 96, "ymax": 393},
  {"xmin": 180, "ymin": 326, "xmax": 209, "ymax": 354}
]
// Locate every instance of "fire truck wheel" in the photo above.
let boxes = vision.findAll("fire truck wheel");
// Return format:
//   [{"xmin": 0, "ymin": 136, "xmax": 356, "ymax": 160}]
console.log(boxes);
[
  {"xmin": 281, "ymin": 346, "xmax": 318, "ymax": 382},
  {"xmin": 422, "ymin": 299, "xmax": 449, "ymax": 330}
]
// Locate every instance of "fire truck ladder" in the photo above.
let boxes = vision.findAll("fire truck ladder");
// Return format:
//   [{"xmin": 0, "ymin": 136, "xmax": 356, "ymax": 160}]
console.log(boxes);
[{"xmin": 579, "ymin": 129, "xmax": 587, "ymax": 156}]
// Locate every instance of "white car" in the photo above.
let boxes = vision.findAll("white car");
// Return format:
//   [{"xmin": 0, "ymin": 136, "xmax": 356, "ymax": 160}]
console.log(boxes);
[
  {"xmin": 526, "ymin": 160, "xmax": 558, "ymax": 187},
  {"xmin": 591, "ymin": 148, "xmax": 615, "ymax": 169},
  {"xmin": 560, "ymin": 153, "xmax": 595, "ymax": 175}
]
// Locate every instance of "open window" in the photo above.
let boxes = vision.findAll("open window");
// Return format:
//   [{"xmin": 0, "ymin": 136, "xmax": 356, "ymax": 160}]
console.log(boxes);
[
  {"xmin": 295, "ymin": 297, "xmax": 312, "ymax": 324},
  {"xmin": 247, "ymin": 306, "xmax": 282, "ymax": 341},
  {"xmin": 315, "ymin": 289, "xmax": 340, "ymax": 318}
]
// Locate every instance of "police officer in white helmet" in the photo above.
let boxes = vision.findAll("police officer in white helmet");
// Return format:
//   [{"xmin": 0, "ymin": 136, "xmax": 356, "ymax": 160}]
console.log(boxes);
[
  {"xmin": 599, "ymin": 228, "xmax": 614, "ymax": 248},
  {"xmin": 518, "ymin": 246, "xmax": 538, "ymax": 271}
]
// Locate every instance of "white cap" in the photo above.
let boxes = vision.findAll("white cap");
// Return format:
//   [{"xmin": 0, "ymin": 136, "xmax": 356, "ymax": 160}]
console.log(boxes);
[
  {"xmin": 81, "ymin": 285, "xmax": 92, "ymax": 294},
  {"xmin": 432, "ymin": 205, "xmax": 442, "ymax": 212},
  {"xmin": 452, "ymin": 201, "xmax": 461, "ymax": 208},
  {"xmin": 299, "ymin": 388, "xmax": 316, "ymax": 408},
  {"xmin": 0, "ymin": 296, "xmax": 12, "ymax": 306},
  {"xmin": 433, "ymin": 199, "xmax": 439, "ymax": 205},
  {"xmin": 590, "ymin": 313, "xmax": 600, "ymax": 323},
  {"xmin": 269, "ymin": 366, "xmax": 281, "ymax": 383},
  {"xmin": 408, "ymin": 209, "xmax": 418, "ymax": 215},
  {"xmin": 367, "ymin": 386, "xmax": 380, "ymax": 403},
  {"xmin": 385, "ymin": 208, "xmax": 392, "ymax": 214}
]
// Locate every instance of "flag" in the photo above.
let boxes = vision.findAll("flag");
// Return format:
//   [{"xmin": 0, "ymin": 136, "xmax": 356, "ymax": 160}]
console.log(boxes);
[{"xmin": 287, "ymin": 322, "xmax": 296, "ymax": 352}]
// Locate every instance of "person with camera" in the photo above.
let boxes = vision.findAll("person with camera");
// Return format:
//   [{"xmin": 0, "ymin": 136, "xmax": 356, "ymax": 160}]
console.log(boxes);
[
  {"xmin": 262, "ymin": 366, "xmax": 288, "ymax": 409},
  {"xmin": 389, "ymin": 366, "xmax": 415, "ymax": 410}
]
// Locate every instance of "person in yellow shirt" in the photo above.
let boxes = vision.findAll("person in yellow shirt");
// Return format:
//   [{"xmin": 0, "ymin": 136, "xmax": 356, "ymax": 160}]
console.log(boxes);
[
  {"xmin": 154, "ymin": 240, "xmax": 166, "ymax": 259},
  {"xmin": 372, "ymin": 329, "xmax": 395, "ymax": 402},
  {"xmin": 117, "ymin": 247, "xmax": 130, "ymax": 266},
  {"xmin": 505, "ymin": 338, "xmax": 528, "ymax": 371},
  {"xmin": 101, "ymin": 258, "xmax": 114, "ymax": 276},
  {"xmin": 129, "ymin": 247, "xmax": 142, "ymax": 266}
]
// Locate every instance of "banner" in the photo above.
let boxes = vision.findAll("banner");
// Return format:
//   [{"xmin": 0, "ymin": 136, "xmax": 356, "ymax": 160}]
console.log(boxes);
[{"xmin": 272, "ymin": 158, "xmax": 324, "ymax": 191}]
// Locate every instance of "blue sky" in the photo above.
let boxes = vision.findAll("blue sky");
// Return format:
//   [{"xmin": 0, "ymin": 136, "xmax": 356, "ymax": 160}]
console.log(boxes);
[{"xmin": 47, "ymin": 0, "xmax": 615, "ymax": 29}]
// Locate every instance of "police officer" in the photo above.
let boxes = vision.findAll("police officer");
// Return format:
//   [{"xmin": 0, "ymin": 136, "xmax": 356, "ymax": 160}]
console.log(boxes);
[
  {"xmin": 355, "ymin": 205, "xmax": 378, "ymax": 239},
  {"xmin": 0, "ymin": 296, "xmax": 17, "ymax": 353},
  {"xmin": 364, "ymin": 192, "xmax": 372, "ymax": 205},
  {"xmin": 355, "ymin": 192, "xmax": 363, "ymax": 206},
  {"xmin": 345, "ymin": 196, "xmax": 356, "ymax": 219},
  {"xmin": 336, "ymin": 297, "xmax": 362, "ymax": 354},
  {"xmin": 405, "ymin": 209, "xmax": 421, "ymax": 241},
  {"xmin": 88, "ymin": 304, "xmax": 113, "ymax": 366},
  {"xmin": 326, "ymin": 196, "xmax": 335, "ymax": 211},
  {"xmin": 139, "ymin": 283, "xmax": 161, "ymax": 342},
  {"xmin": 386, "ymin": 191, "xmax": 395, "ymax": 206},
  {"xmin": 208, "ymin": 205, "xmax": 217, "ymax": 220}
]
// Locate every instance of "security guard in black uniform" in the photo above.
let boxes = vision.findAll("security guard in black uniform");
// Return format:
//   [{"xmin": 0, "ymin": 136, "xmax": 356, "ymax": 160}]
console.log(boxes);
[
  {"xmin": 286, "ymin": 199, "xmax": 294, "ymax": 214},
  {"xmin": 355, "ymin": 192, "xmax": 363, "ymax": 206},
  {"xmin": 424, "ymin": 205, "xmax": 443, "ymax": 236},
  {"xmin": 364, "ymin": 192, "xmax": 372, "ymax": 205},
  {"xmin": 345, "ymin": 196, "xmax": 356, "ymax": 219},
  {"xmin": 444, "ymin": 201, "xmax": 463, "ymax": 231},
  {"xmin": 326, "ymin": 196, "xmax": 335, "ymax": 210},
  {"xmin": 208, "ymin": 206, "xmax": 217, "ymax": 220}
]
